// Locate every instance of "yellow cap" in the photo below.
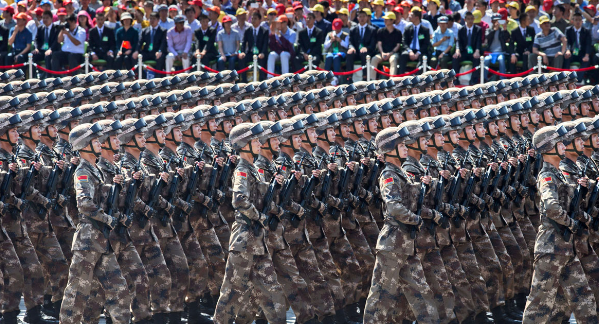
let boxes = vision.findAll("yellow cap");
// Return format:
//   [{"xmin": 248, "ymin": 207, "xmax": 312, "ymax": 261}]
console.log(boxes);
[
  {"xmin": 384, "ymin": 11, "xmax": 396, "ymax": 19},
  {"xmin": 430, "ymin": 0, "xmax": 440, "ymax": 6},
  {"xmin": 539, "ymin": 15, "xmax": 550, "ymax": 24},
  {"xmin": 311, "ymin": 4, "xmax": 325, "ymax": 13},
  {"xmin": 267, "ymin": 8, "xmax": 277, "ymax": 14},
  {"xmin": 472, "ymin": 9, "xmax": 482, "ymax": 23},
  {"xmin": 136, "ymin": 6, "xmax": 145, "ymax": 14},
  {"xmin": 372, "ymin": 0, "xmax": 384, "ymax": 6},
  {"xmin": 337, "ymin": 7, "xmax": 350, "ymax": 15},
  {"xmin": 410, "ymin": 6, "xmax": 421, "ymax": 12},
  {"xmin": 362, "ymin": 7, "xmax": 372, "ymax": 14},
  {"xmin": 507, "ymin": 1, "xmax": 519, "ymax": 10},
  {"xmin": 524, "ymin": 5, "xmax": 536, "ymax": 12},
  {"xmin": 218, "ymin": 10, "xmax": 225, "ymax": 22},
  {"xmin": 236, "ymin": 7, "xmax": 247, "ymax": 15}
]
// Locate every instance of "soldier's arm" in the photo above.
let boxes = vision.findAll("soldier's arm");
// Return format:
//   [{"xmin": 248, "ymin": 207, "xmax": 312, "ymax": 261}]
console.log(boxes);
[
  {"xmin": 539, "ymin": 172, "xmax": 572, "ymax": 227},
  {"xmin": 380, "ymin": 172, "xmax": 421, "ymax": 225},
  {"xmin": 75, "ymin": 169, "xmax": 113, "ymax": 225},
  {"xmin": 232, "ymin": 167, "xmax": 266, "ymax": 222}
]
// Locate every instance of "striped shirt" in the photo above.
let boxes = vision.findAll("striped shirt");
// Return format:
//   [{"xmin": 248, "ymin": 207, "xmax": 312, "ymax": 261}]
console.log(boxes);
[{"xmin": 533, "ymin": 27, "xmax": 565, "ymax": 57}]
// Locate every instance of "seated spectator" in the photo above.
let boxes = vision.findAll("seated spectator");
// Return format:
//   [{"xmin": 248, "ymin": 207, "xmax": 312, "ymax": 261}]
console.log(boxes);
[
  {"xmin": 6, "ymin": 12, "xmax": 32, "ymax": 66},
  {"xmin": 168, "ymin": 5, "xmax": 179, "ymax": 19},
  {"xmin": 207, "ymin": 6, "xmax": 222, "ymax": 32},
  {"xmin": 0, "ymin": 6, "xmax": 16, "ymax": 31},
  {"xmin": 104, "ymin": 7, "xmax": 121, "ymax": 30},
  {"xmin": 115, "ymin": 12, "xmax": 139, "ymax": 69},
  {"xmin": 477, "ymin": 0, "xmax": 492, "ymax": 25},
  {"xmin": 449, "ymin": 12, "xmax": 462, "ymax": 39},
  {"xmin": 337, "ymin": 7, "xmax": 356, "ymax": 33},
  {"xmin": 77, "ymin": 0, "xmax": 96, "ymax": 20},
  {"xmin": 292, "ymin": 4, "xmax": 305, "ymax": 31},
  {"xmin": 393, "ymin": 6, "xmax": 408, "ymax": 33},
  {"xmin": 321, "ymin": 1, "xmax": 337, "ymax": 22},
  {"xmin": 240, "ymin": 11, "xmax": 269, "ymax": 81},
  {"xmin": 399, "ymin": 8, "xmax": 430, "ymax": 74},
  {"xmin": 423, "ymin": 0, "xmax": 442, "ymax": 30},
  {"xmin": 51, "ymin": 13, "xmax": 85, "ymax": 74},
  {"xmin": 473, "ymin": 10, "xmax": 489, "ymax": 42},
  {"xmin": 323, "ymin": 18, "xmax": 348, "ymax": 84},
  {"xmin": 483, "ymin": 13, "xmax": 510, "ymax": 80},
  {"xmin": 507, "ymin": 1, "xmax": 520, "ymax": 21},
  {"xmin": 184, "ymin": 7, "xmax": 200, "ymax": 32},
  {"xmin": 370, "ymin": 0, "xmax": 386, "ymax": 28},
  {"xmin": 77, "ymin": 10, "xmax": 92, "ymax": 40},
  {"xmin": 564, "ymin": 12, "xmax": 592, "ymax": 83},
  {"xmin": 217, "ymin": 16, "xmax": 241, "ymax": 71},
  {"xmin": 312, "ymin": 4, "xmax": 331, "ymax": 33},
  {"xmin": 510, "ymin": 13, "xmax": 535, "ymax": 74},
  {"xmin": 432, "ymin": 15, "xmax": 454, "ymax": 68},
  {"xmin": 551, "ymin": 4, "xmax": 568, "ymax": 33},
  {"xmin": 371, "ymin": 13, "xmax": 401, "ymax": 78},
  {"xmin": 88, "ymin": 8, "xmax": 115, "ymax": 69},
  {"xmin": 261, "ymin": 8, "xmax": 278, "ymax": 30},
  {"xmin": 529, "ymin": 15, "xmax": 567, "ymax": 69},
  {"xmin": 158, "ymin": 4, "xmax": 174, "ymax": 30},
  {"xmin": 194, "ymin": 14, "xmax": 218, "ymax": 66},
  {"xmin": 63, "ymin": 0, "xmax": 76, "ymax": 16},
  {"xmin": 232, "ymin": 8, "xmax": 250, "ymax": 42},
  {"xmin": 452, "ymin": 11, "xmax": 482, "ymax": 84},
  {"xmin": 32, "ymin": 10, "xmax": 58, "ymax": 76},
  {"xmin": 293, "ymin": 13, "xmax": 324, "ymax": 74},
  {"xmin": 459, "ymin": 0, "xmax": 476, "ymax": 19},
  {"xmin": 166, "ymin": 15, "xmax": 192, "ymax": 71},
  {"xmin": 267, "ymin": 15, "xmax": 296, "ymax": 78},
  {"xmin": 525, "ymin": 5, "xmax": 541, "ymax": 34},
  {"xmin": 346, "ymin": 9, "xmax": 376, "ymax": 82},
  {"xmin": 0, "ymin": 23, "xmax": 8, "ymax": 67},
  {"xmin": 135, "ymin": 12, "xmax": 167, "ymax": 72}
]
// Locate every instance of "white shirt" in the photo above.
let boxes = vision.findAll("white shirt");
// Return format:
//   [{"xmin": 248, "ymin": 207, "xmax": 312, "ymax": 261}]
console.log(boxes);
[
  {"xmin": 186, "ymin": 19, "xmax": 201, "ymax": 32},
  {"xmin": 324, "ymin": 31, "xmax": 349, "ymax": 50},
  {"xmin": 394, "ymin": 19, "xmax": 407, "ymax": 34},
  {"xmin": 306, "ymin": 26, "xmax": 315, "ymax": 38},
  {"xmin": 159, "ymin": 17, "xmax": 174, "ymax": 31},
  {"xmin": 61, "ymin": 25, "xmax": 86, "ymax": 54}
]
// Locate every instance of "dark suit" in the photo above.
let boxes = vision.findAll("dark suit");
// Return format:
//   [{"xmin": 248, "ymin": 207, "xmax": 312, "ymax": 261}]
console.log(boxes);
[
  {"xmin": 399, "ymin": 23, "xmax": 430, "ymax": 74},
  {"xmin": 88, "ymin": 25, "xmax": 115, "ymax": 69},
  {"xmin": 452, "ymin": 24, "xmax": 483, "ymax": 84},
  {"xmin": 509, "ymin": 25, "xmax": 535, "ymax": 73},
  {"xmin": 240, "ymin": 26, "xmax": 269, "ymax": 81},
  {"xmin": 32, "ymin": 23, "xmax": 60, "ymax": 75},
  {"xmin": 346, "ymin": 24, "xmax": 376, "ymax": 82},
  {"xmin": 194, "ymin": 26, "xmax": 218, "ymax": 66},
  {"xmin": 293, "ymin": 26, "xmax": 325, "ymax": 75},
  {"xmin": 0, "ymin": 25, "xmax": 10, "ymax": 70},
  {"xmin": 138, "ymin": 25, "xmax": 167, "ymax": 71},
  {"xmin": 565, "ymin": 25, "xmax": 592, "ymax": 81}
]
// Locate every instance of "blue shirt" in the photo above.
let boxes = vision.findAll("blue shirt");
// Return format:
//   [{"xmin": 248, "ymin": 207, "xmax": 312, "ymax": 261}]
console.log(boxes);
[
  {"xmin": 371, "ymin": 12, "xmax": 385, "ymax": 29},
  {"xmin": 9, "ymin": 26, "xmax": 32, "ymax": 52},
  {"xmin": 432, "ymin": 27, "xmax": 454, "ymax": 52}
]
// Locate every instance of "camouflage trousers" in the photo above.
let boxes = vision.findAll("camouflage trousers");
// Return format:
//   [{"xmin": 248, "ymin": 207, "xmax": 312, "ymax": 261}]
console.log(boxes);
[
  {"xmin": 54, "ymin": 225, "xmax": 75, "ymax": 264},
  {"xmin": 289, "ymin": 242, "xmax": 336, "ymax": 320},
  {"xmin": 507, "ymin": 221, "xmax": 532, "ymax": 293},
  {"xmin": 363, "ymin": 250, "xmax": 440, "ymax": 324},
  {"xmin": 471, "ymin": 231, "xmax": 506, "ymax": 309},
  {"xmin": 195, "ymin": 227, "xmax": 226, "ymax": 297},
  {"xmin": 177, "ymin": 230, "xmax": 209, "ymax": 303},
  {"xmin": 235, "ymin": 246, "xmax": 315, "ymax": 324},
  {"xmin": 523, "ymin": 253, "xmax": 598, "ymax": 324},
  {"xmin": 60, "ymin": 250, "xmax": 131, "ymax": 324},
  {"xmin": 487, "ymin": 225, "xmax": 516, "ymax": 300},
  {"xmin": 440, "ymin": 244, "xmax": 476, "ymax": 322},
  {"xmin": 310, "ymin": 233, "xmax": 347, "ymax": 311},
  {"xmin": 29, "ymin": 232, "xmax": 69, "ymax": 303},
  {"xmin": 159, "ymin": 235, "xmax": 190, "ymax": 313},
  {"xmin": 11, "ymin": 234, "xmax": 45, "ymax": 309},
  {"xmin": 135, "ymin": 241, "xmax": 172, "ymax": 313},
  {"xmin": 343, "ymin": 219, "xmax": 375, "ymax": 301},
  {"xmin": 327, "ymin": 232, "xmax": 363, "ymax": 306},
  {"xmin": 517, "ymin": 216, "xmax": 537, "ymax": 273},
  {"xmin": 83, "ymin": 241, "xmax": 151, "ymax": 323},
  {"xmin": 214, "ymin": 251, "xmax": 287, "ymax": 324},
  {"xmin": 455, "ymin": 241, "xmax": 490, "ymax": 315},
  {"xmin": 0, "ymin": 236, "xmax": 24, "ymax": 313},
  {"xmin": 497, "ymin": 225, "xmax": 526, "ymax": 295},
  {"xmin": 361, "ymin": 220, "xmax": 380, "ymax": 254}
]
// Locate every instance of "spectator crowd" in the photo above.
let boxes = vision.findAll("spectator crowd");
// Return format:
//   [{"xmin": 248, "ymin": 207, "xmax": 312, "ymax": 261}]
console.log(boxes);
[{"xmin": 0, "ymin": 0, "xmax": 598, "ymax": 84}]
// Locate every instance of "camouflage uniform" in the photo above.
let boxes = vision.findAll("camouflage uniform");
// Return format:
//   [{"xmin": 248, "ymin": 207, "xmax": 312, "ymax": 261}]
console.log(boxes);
[
  {"xmin": 209, "ymin": 138, "xmax": 233, "ymax": 252},
  {"xmin": 522, "ymin": 162, "xmax": 598, "ymax": 324},
  {"xmin": 363, "ymin": 162, "xmax": 439, "ymax": 324},
  {"xmin": 357, "ymin": 138, "xmax": 382, "ymax": 252},
  {"xmin": 18, "ymin": 144, "xmax": 69, "ymax": 304},
  {"xmin": 54, "ymin": 138, "xmax": 79, "ymax": 229},
  {"xmin": 122, "ymin": 151, "xmax": 172, "ymax": 315},
  {"xmin": 141, "ymin": 149, "xmax": 190, "ymax": 314},
  {"xmin": 213, "ymin": 157, "xmax": 287, "ymax": 324},
  {"xmin": 59, "ymin": 159, "xmax": 131, "ymax": 324},
  {"xmin": 82, "ymin": 157, "xmax": 152, "ymax": 323}
]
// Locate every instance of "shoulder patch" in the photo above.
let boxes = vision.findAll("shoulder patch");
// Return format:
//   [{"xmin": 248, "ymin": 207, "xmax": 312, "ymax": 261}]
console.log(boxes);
[
  {"xmin": 258, "ymin": 169, "xmax": 264, "ymax": 174},
  {"xmin": 20, "ymin": 159, "xmax": 26, "ymax": 164},
  {"xmin": 543, "ymin": 176, "xmax": 553, "ymax": 184},
  {"xmin": 406, "ymin": 172, "xmax": 414, "ymax": 178},
  {"xmin": 281, "ymin": 166, "xmax": 287, "ymax": 171},
  {"xmin": 562, "ymin": 171, "xmax": 570, "ymax": 177},
  {"xmin": 383, "ymin": 177, "xmax": 394, "ymax": 187},
  {"xmin": 77, "ymin": 175, "xmax": 89, "ymax": 182},
  {"xmin": 237, "ymin": 171, "xmax": 247, "ymax": 178}
]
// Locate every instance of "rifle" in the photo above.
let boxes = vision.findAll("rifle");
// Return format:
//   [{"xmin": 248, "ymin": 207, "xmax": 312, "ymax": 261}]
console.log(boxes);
[
  {"xmin": 121, "ymin": 158, "xmax": 142, "ymax": 234},
  {"xmin": 292, "ymin": 157, "xmax": 325, "ymax": 228},
  {"xmin": 1, "ymin": 146, "xmax": 19, "ymax": 218},
  {"xmin": 493, "ymin": 146, "xmax": 516, "ymax": 213},
  {"xmin": 316, "ymin": 147, "xmax": 336, "ymax": 224},
  {"xmin": 562, "ymin": 161, "xmax": 589, "ymax": 241},
  {"xmin": 330, "ymin": 143, "xmax": 358, "ymax": 220},
  {"xmin": 176, "ymin": 146, "xmax": 205, "ymax": 222},
  {"xmin": 107, "ymin": 160, "xmax": 124, "ymax": 222},
  {"xmin": 54, "ymin": 151, "xmax": 80, "ymax": 211},
  {"xmin": 433, "ymin": 154, "xmax": 450, "ymax": 233},
  {"xmin": 212, "ymin": 143, "xmax": 233, "ymax": 213},
  {"xmin": 200, "ymin": 142, "xmax": 223, "ymax": 217},
  {"xmin": 277, "ymin": 155, "xmax": 306, "ymax": 229},
  {"xmin": 263, "ymin": 166, "xmax": 283, "ymax": 232},
  {"xmin": 447, "ymin": 149, "xmax": 470, "ymax": 227},
  {"xmin": 471, "ymin": 149, "xmax": 500, "ymax": 219},
  {"xmin": 139, "ymin": 158, "xmax": 173, "ymax": 228},
  {"xmin": 18, "ymin": 152, "xmax": 41, "ymax": 217},
  {"xmin": 39, "ymin": 150, "xmax": 64, "ymax": 216},
  {"xmin": 461, "ymin": 152, "xmax": 483, "ymax": 220},
  {"xmin": 415, "ymin": 163, "xmax": 430, "ymax": 238},
  {"xmin": 359, "ymin": 141, "xmax": 383, "ymax": 213},
  {"xmin": 159, "ymin": 152, "xmax": 185, "ymax": 227},
  {"xmin": 345, "ymin": 143, "xmax": 368, "ymax": 216},
  {"xmin": 514, "ymin": 141, "xmax": 532, "ymax": 207}
]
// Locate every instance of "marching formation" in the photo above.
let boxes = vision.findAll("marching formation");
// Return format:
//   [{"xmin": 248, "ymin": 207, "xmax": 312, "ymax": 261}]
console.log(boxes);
[{"xmin": 0, "ymin": 67, "xmax": 597, "ymax": 324}]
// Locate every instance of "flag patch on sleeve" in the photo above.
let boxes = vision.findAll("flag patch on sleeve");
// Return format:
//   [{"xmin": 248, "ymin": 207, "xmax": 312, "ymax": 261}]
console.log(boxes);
[
  {"xmin": 258, "ymin": 169, "xmax": 264, "ymax": 174},
  {"xmin": 77, "ymin": 175, "xmax": 88, "ymax": 182},
  {"xmin": 543, "ymin": 177, "xmax": 553, "ymax": 183},
  {"xmin": 562, "ymin": 172, "xmax": 570, "ymax": 177},
  {"xmin": 383, "ymin": 177, "xmax": 394, "ymax": 187},
  {"xmin": 237, "ymin": 171, "xmax": 247, "ymax": 178}
]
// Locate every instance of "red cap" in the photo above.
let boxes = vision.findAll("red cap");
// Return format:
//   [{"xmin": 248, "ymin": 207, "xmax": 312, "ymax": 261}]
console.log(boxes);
[
  {"xmin": 286, "ymin": 7, "xmax": 294, "ymax": 13},
  {"xmin": 490, "ymin": 0, "xmax": 498, "ymax": 3},
  {"xmin": 543, "ymin": 0, "xmax": 552, "ymax": 11},
  {"xmin": 585, "ymin": 4, "xmax": 596, "ymax": 13},
  {"xmin": 118, "ymin": 4, "xmax": 127, "ymax": 10},
  {"xmin": 1, "ymin": 6, "xmax": 15, "ymax": 14},
  {"xmin": 57, "ymin": 7, "xmax": 67, "ymax": 15},
  {"xmin": 498, "ymin": 7, "xmax": 508, "ymax": 19},
  {"xmin": 221, "ymin": 15, "xmax": 232, "ymax": 22},
  {"xmin": 14, "ymin": 12, "xmax": 29, "ymax": 20},
  {"xmin": 277, "ymin": 14, "xmax": 288, "ymax": 22},
  {"xmin": 207, "ymin": 6, "xmax": 220, "ymax": 14},
  {"xmin": 17, "ymin": 1, "xmax": 26, "ymax": 7},
  {"xmin": 63, "ymin": 0, "xmax": 73, "ymax": 6},
  {"xmin": 498, "ymin": 0, "xmax": 506, "ymax": 3},
  {"xmin": 293, "ymin": 4, "xmax": 303, "ymax": 10},
  {"xmin": 386, "ymin": 0, "xmax": 396, "ymax": 5},
  {"xmin": 393, "ymin": 5, "xmax": 404, "ymax": 13},
  {"xmin": 96, "ymin": 6, "xmax": 105, "ymax": 14},
  {"xmin": 413, "ymin": 0, "xmax": 422, "ymax": 3},
  {"xmin": 33, "ymin": 7, "xmax": 43, "ymax": 15},
  {"xmin": 332, "ymin": 17, "xmax": 342, "ymax": 29},
  {"xmin": 275, "ymin": 3, "xmax": 285, "ymax": 15},
  {"xmin": 400, "ymin": 0, "xmax": 410, "ymax": 6},
  {"xmin": 188, "ymin": 0, "xmax": 203, "ymax": 6}
]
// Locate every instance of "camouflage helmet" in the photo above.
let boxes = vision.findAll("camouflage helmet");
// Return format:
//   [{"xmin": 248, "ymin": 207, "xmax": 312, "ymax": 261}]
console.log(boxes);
[
  {"xmin": 61, "ymin": 75, "xmax": 82, "ymax": 89},
  {"xmin": 69, "ymin": 122, "xmax": 104, "ymax": 151},
  {"xmin": 558, "ymin": 89, "xmax": 580, "ymax": 106},
  {"xmin": 314, "ymin": 111, "xmax": 341, "ymax": 136},
  {"xmin": 52, "ymin": 107, "xmax": 83, "ymax": 130},
  {"xmin": 0, "ymin": 69, "xmax": 25, "ymax": 82},
  {"xmin": 153, "ymin": 77, "xmax": 173, "ymax": 92},
  {"xmin": 349, "ymin": 103, "xmax": 380, "ymax": 121},
  {"xmin": 256, "ymin": 120, "xmax": 283, "ymax": 145},
  {"xmin": 572, "ymin": 117, "xmax": 599, "ymax": 140},
  {"xmin": 229, "ymin": 122, "xmax": 266, "ymax": 151},
  {"xmin": 17, "ymin": 110, "xmax": 47, "ymax": 134},
  {"xmin": 375, "ymin": 126, "xmax": 411, "ymax": 154},
  {"xmin": 96, "ymin": 119, "xmax": 124, "ymax": 145},
  {"xmin": 532, "ymin": 125, "xmax": 569, "ymax": 153},
  {"xmin": 175, "ymin": 74, "xmax": 197, "ymax": 89},
  {"xmin": 0, "ymin": 113, "xmax": 22, "ymax": 138},
  {"xmin": 178, "ymin": 106, "xmax": 205, "ymax": 132},
  {"xmin": 162, "ymin": 112, "xmax": 187, "ymax": 135},
  {"xmin": 220, "ymin": 70, "xmax": 239, "ymax": 83},
  {"xmin": 0, "ymin": 95, "xmax": 20, "ymax": 112},
  {"xmin": 14, "ymin": 93, "xmax": 39, "ymax": 110},
  {"xmin": 52, "ymin": 89, "xmax": 76, "ymax": 106},
  {"xmin": 378, "ymin": 98, "xmax": 403, "ymax": 116},
  {"xmin": 35, "ymin": 91, "xmax": 59, "ymax": 108},
  {"xmin": 277, "ymin": 118, "xmax": 306, "ymax": 142},
  {"xmin": 28, "ymin": 78, "xmax": 49, "ymax": 91},
  {"xmin": 118, "ymin": 118, "xmax": 148, "ymax": 146},
  {"xmin": 137, "ymin": 79, "xmax": 157, "ymax": 95},
  {"xmin": 79, "ymin": 103, "xmax": 106, "ymax": 124},
  {"xmin": 143, "ymin": 114, "xmax": 169, "ymax": 140},
  {"xmin": 441, "ymin": 113, "xmax": 465, "ymax": 134},
  {"xmin": 557, "ymin": 120, "xmax": 588, "ymax": 145},
  {"xmin": 401, "ymin": 120, "xmax": 433, "ymax": 145}
]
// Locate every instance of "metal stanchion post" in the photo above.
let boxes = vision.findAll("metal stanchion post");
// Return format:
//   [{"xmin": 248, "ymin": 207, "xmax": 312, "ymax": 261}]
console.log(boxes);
[
  {"xmin": 366, "ymin": 55, "xmax": 371, "ymax": 81},
  {"xmin": 84, "ymin": 53, "xmax": 89, "ymax": 74},
  {"xmin": 28, "ymin": 53, "xmax": 33, "ymax": 79},
  {"xmin": 253, "ymin": 55, "xmax": 258, "ymax": 82},
  {"xmin": 308, "ymin": 55, "xmax": 313, "ymax": 71},
  {"xmin": 537, "ymin": 55, "xmax": 542, "ymax": 74},
  {"xmin": 422, "ymin": 56, "xmax": 427, "ymax": 73},
  {"xmin": 138, "ymin": 54, "xmax": 143, "ymax": 79},
  {"xmin": 480, "ymin": 59, "xmax": 485, "ymax": 85},
  {"xmin": 197, "ymin": 53, "xmax": 201, "ymax": 72}
]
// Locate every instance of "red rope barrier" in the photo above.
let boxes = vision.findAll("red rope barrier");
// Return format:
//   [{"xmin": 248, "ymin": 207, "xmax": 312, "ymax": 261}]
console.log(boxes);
[
  {"xmin": 545, "ymin": 65, "xmax": 598, "ymax": 72},
  {"xmin": 145, "ymin": 64, "xmax": 194, "ymax": 75},
  {"xmin": 315, "ymin": 66, "xmax": 364, "ymax": 76},
  {"xmin": 259, "ymin": 66, "xmax": 280, "ymax": 76},
  {"xmin": 35, "ymin": 63, "xmax": 83, "ymax": 75},
  {"xmin": 486, "ymin": 67, "xmax": 535, "ymax": 77},
  {"xmin": 373, "ymin": 67, "xmax": 420, "ymax": 77},
  {"xmin": 90, "ymin": 65, "xmax": 101, "ymax": 72},
  {"xmin": 455, "ymin": 67, "xmax": 478, "ymax": 77},
  {"xmin": 237, "ymin": 65, "xmax": 251, "ymax": 74},
  {"xmin": 294, "ymin": 67, "xmax": 307, "ymax": 74},
  {"xmin": 0, "ymin": 63, "xmax": 26, "ymax": 69},
  {"xmin": 201, "ymin": 64, "xmax": 219, "ymax": 73}
]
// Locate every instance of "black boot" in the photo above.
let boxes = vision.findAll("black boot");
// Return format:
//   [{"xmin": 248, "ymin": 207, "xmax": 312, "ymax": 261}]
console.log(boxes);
[
  {"xmin": 152, "ymin": 313, "xmax": 169, "ymax": 324},
  {"xmin": 321, "ymin": 314, "xmax": 336, "ymax": 324},
  {"xmin": 1, "ymin": 310, "xmax": 21, "ymax": 324},
  {"xmin": 254, "ymin": 319, "xmax": 268, "ymax": 324},
  {"xmin": 358, "ymin": 298, "xmax": 367, "ymax": 317},
  {"xmin": 104, "ymin": 313, "xmax": 113, "ymax": 324},
  {"xmin": 40, "ymin": 296, "xmax": 57, "ymax": 320},
  {"xmin": 170, "ymin": 312, "xmax": 182, "ymax": 324},
  {"xmin": 461, "ymin": 315, "xmax": 477, "ymax": 324},
  {"xmin": 491, "ymin": 306, "xmax": 521, "ymax": 324},
  {"xmin": 504, "ymin": 300, "xmax": 523, "ymax": 320},
  {"xmin": 24, "ymin": 306, "xmax": 58, "ymax": 324},
  {"xmin": 335, "ymin": 308, "xmax": 349, "ymax": 324},
  {"xmin": 343, "ymin": 303, "xmax": 363, "ymax": 323},
  {"xmin": 199, "ymin": 292, "xmax": 215, "ymax": 316},
  {"xmin": 475, "ymin": 311, "xmax": 494, "ymax": 324},
  {"xmin": 49, "ymin": 300, "xmax": 61, "ymax": 321},
  {"xmin": 515, "ymin": 293, "xmax": 527, "ymax": 311},
  {"xmin": 188, "ymin": 300, "xmax": 213, "ymax": 324}
]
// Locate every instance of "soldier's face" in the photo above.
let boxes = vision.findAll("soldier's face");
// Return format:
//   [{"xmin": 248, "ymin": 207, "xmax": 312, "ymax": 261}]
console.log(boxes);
[
  {"xmin": 529, "ymin": 110, "xmax": 540, "ymax": 125},
  {"xmin": 488, "ymin": 122, "xmax": 499, "ymax": 137},
  {"xmin": 305, "ymin": 105, "xmax": 314, "ymax": 114},
  {"xmin": 81, "ymin": 99, "xmax": 90, "ymax": 105},
  {"xmin": 277, "ymin": 109, "xmax": 287, "ymax": 120},
  {"xmin": 234, "ymin": 117, "xmax": 244, "ymax": 125},
  {"xmin": 520, "ymin": 114, "xmax": 529, "ymax": 128},
  {"xmin": 380, "ymin": 115, "xmax": 392, "ymax": 129},
  {"xmin": 552, "ymin": 106, "xmax": 563, "ymax": 120},
  {"xmin": 326, "ymin": 128, "xmax": 336, "ymax": 142},
  {"xmin": 209, "ymin": 119, "xmax": 218, "ymax": 133},
  {"xmin": 46, "ymin": 125, "xmax": 58, "ymax": 140},
  {"xmin": 292, "ymin": 135, "xmax": 302, "ymax": 149},
  {"xmin": 223, "ymin": 121, "xmax": 233, "ymax": 134},
  {"xmin": 386, "ymin": 92, "xmax": 394, "ymax": 99},
  {"xmin": 265, "ymin": 137, "xmax": 280, "ymax": 151},
  {"xmin": 510, "ymin": 116, "xmax": 521, "ymax": 132},
  {"xmin": 155, "ymin": 129, "xmax": 166, "ymax": 144},
  {"xmin": 104, "ymin": 135, "xmax": 121, "ymax": 151},
  {"xmin": 521, "ymin": 90, "xmax": 529, "ymax": 97},
  {"xmin": 250, "ymin": 113, "xmax": 261, "ymax": 123},
  {"xmin": 418, "ymin": 137, "xmax": 429, "ymax": 152},
  {"xmin": 556, "ymin": 141, "xmax": 566, "ymax": 156},
  {"xmin": 558, "ymin": 84, "xmax": 567, "ymax": 91},
  {"xmin": 172, "ymin": 127, "xmax": 183, "ymax": 143},
  {"xmin": 549, "ymin": 85, "xmax": 558, "ymax": 92},
  {"xmin": 449, "ymin": 130, "xmax": 460, "ymax": 145},
  {"xmin": 368, "ymin": 118, "xmax": 378, "ymax": 134},
  {"xmin": 568, "ymin": 104, "xmax": 578, "ymax": 117},
  {"xmin": 319, "ymin": 102, "xmax": 328, "ymax": 112},
  {"xmin": 456, "ymin": 102, "xmax": 465, "ymax": 111},
  {"xmin": 191, "ymin": 124, "xmax": 202, "ymax": 138},
  {"xmin": 392, "ymin": 111, "xmax": 403, "ymax": 124},
  {"xmin": 593, "ymin": 98, "xmax": 599, "ymax": 112},
  {"xmin": 353, "ymin": 121, "xmax": 364, "ymax": 135},
  {"xmin": 543, "ymin": 109, "xmax": 554, "ymax": 125},
  {"xmin": 530, "ymin": 89, "xmax": 538, "ymax": 96},
  {"xmin": 575, "ymin": 137, "xmax": 585, "ymax": 152},
  {"xmin": 497, "ymin": 94, "xmax": 505, "ymax": 103},
  {"xmin": 433, "ymin": 133, "xmax": 445, "ymax": 147},
  {"xmin": 292, "ymin": 106, "xmax": 302, "ymax": 115},
  {"xmin": 307, "ymin": 128, "xmax": 318, "ymax": 144},
  {"xmin": 568, "ymin": 83, "xmax": 576, "ymax": 90},
  {"xmin": 411, "ymin": 89, "xmax": 419, "ymax": 94},
  {"xmin": 486, "ymin": 98, "xmax": 496, "ymax": 106},
  {"xmin": 592, "ymin": 134, "xmax": 599, "ymax": 149},
  {"xmin": 418, "ymin": 110, "xmax": 429, "ymax": 119},
  {"xmin": 334, "ymin": 100, "xmax": 342, "ymax": 108},
  {"xmin": 377, "ymin": 93, "xmax": 385, "ymax": 101},
  {"xmin": 166, "ymin": 106, "xmax": 174, "ymax": 112},
  {"xmin": 441, "ymin": 104, "xmax": 450, "ymax": 115},
  {"xmin": 509, "ymin": 93, "xmax": 518, "ymax": 100},
  {"xmin": 401, "ymin": 90, "xmax": 409, "ymax": 96},
  {"xmin": 250, "ymin": 138, "xmax": 262, "ymax": 155},
  {"xmin": 471, "ymin": 100, "xmax": 481, "ymax": 109},
  {"xmin": 340, "ymin": 124, "xmax": 351, "ymax": 139},
  {"xmin": 475, "ymin": 123, "xmax": 486, "ymax": 138},
  {"xmin": 405, "ymin": 109, "xmax": 416, "ymax": 121},
  {"xmin": 6, "ymin": 128, "xmax": 19, "ymax": 145},
  {"xmin": 396, "ymin": 143, "xmax": 408, "ymax": 159},
  {"xmin": 465, "ymin": 126, "xmax": 476, "ymax": 141},
  {"xmin": 429, "ymin": 107, "xmax": 439, "ymax": 117},
  {"xmin": 91, "ymin": 138, "xmax": 102, "ymax": 154},
  {"xmin": 581, "ymin": 103, "xmax": 591, "ymax": 117},
  {"xmin": 497, "ymin": 120, "xmax": 507, "ymax": 133},
  {"xmin": 30, "ymin": 125, "xmax": 41, "ymax": 141}
]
